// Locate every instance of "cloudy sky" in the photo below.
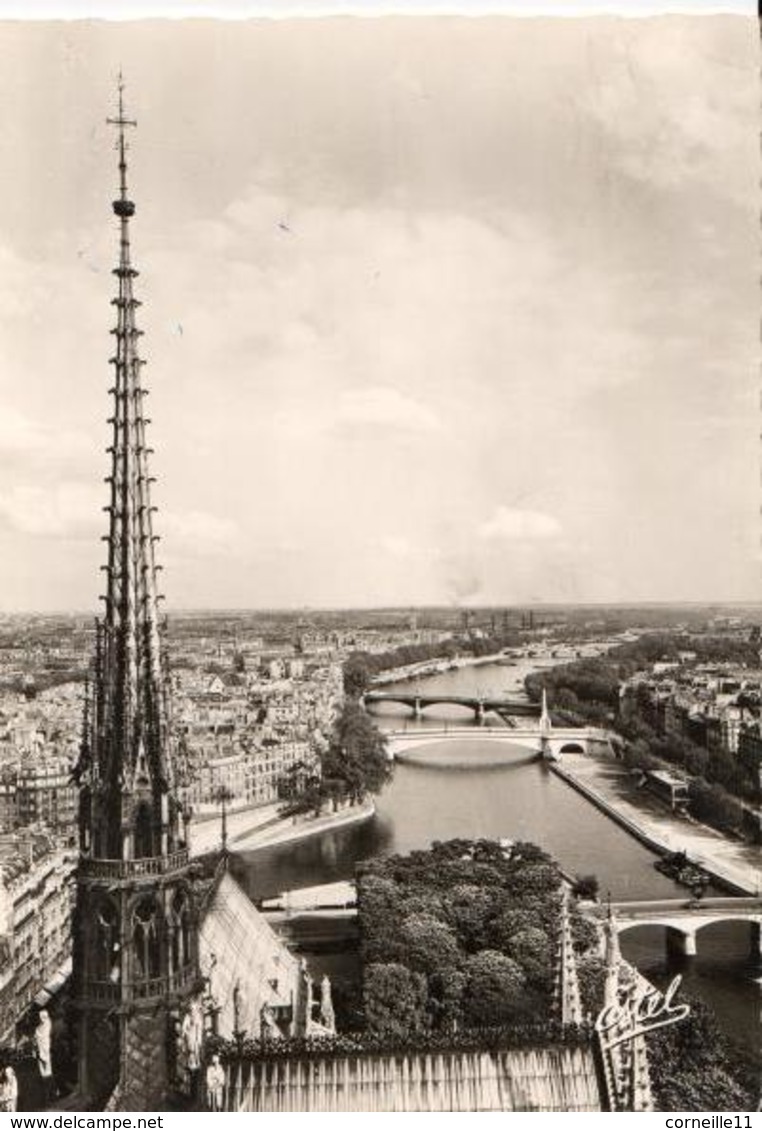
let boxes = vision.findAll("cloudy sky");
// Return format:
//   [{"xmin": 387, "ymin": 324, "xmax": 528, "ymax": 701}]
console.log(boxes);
[{"xmin": 0, "ymin": 13, "xmax": 756, "ymax": 611}]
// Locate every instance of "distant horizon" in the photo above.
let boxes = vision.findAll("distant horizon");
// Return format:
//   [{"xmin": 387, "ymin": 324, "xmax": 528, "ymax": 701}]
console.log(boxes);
[{"xmin": 2, "ymin": 597, "xmax": 761, "ymax": 619}]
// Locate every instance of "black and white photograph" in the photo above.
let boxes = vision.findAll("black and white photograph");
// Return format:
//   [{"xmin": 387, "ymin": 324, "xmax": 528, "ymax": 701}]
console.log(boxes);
[{"xmin": 0, "ymin": 0, "xmax": 758, "ymax": 1114}]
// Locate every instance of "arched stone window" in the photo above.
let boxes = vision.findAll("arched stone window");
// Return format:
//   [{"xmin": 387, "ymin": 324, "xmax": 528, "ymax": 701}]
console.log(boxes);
[
  {"xmin": 134, "ymin": 801, "xmax": 155, "ymax": 859},
  {"xmin": 170, "ymin": 890, "xmax": 192, "ymax": 974},
  {"xmin": 132, "ymin": 898, "xmax": 161, "ymax": 980},
  {"xmin": 94, "ymin": 899, "xmax": 120, "ymax": 982},
  {"xmin": 79, "ymin": 787, "xmax": 92, "ymax": 853}
]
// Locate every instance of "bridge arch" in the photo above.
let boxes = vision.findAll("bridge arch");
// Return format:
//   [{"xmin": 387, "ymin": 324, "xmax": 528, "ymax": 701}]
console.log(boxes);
[
  {"xmin": 384, "ymin": 726, "xmax": 598, "ymax": 763},
  {"xmin": 386, "ymin": 729, "xmax": 543, "ymax": 765},
  {"xmin": 616, "ymin": 910, "xmax": 762, "ymax": 962},
  {"xmin": 617, "ymin": 920, "xmax": 698, "ymax": 959},
  {"xmin": 363, "ymin": 694, "xmax": 422, "ymax": 713},
  {"xmin": 544, "ymin": 736, "xmax": 590, "ymax": 758},
  {"xmin": 694, "ymin": 917, "xmax": 762, "ymax": 961}
]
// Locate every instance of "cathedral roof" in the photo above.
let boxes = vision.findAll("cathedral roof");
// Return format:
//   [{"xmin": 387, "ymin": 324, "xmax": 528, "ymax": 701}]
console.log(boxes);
[{"xmin": 199, "ymin": 871, "xmax": 307, "ymax": 1039}]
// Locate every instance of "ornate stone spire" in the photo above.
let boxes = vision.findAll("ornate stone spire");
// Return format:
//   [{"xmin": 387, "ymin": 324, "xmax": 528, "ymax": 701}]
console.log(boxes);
[
  {"xmin": 76, "ymin": 75, "xmax": 183, "ymax": 861},
  {"xmin": 539, "ymin": 688, "xmax": 552, "ymax": 734},
  {"xmin": 72, "ymin": 80, "xmax": 198, "ymax": 1111},
  {"xmin": 603, "ymin": 901, "xmax": 622, "ymax": 1009},
  {"xmin": 553, "ymin": 887, "xmax": 583, "ymax": 1026}
]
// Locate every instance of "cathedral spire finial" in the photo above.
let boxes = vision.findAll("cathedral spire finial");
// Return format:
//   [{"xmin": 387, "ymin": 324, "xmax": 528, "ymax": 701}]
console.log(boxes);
[
  {"xmin": 76, "ymin": 76, "xmax": 180, "ymax": 860},
  {"xmin": 107, "ymin": 73, "xmax": 137, "ymax": 217}
]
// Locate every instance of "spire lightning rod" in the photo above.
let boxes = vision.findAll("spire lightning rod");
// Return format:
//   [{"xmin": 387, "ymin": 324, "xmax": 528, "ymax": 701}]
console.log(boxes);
[{"xmin": 106, "ymin": 75, "xmax": 137, "ymax": 208}]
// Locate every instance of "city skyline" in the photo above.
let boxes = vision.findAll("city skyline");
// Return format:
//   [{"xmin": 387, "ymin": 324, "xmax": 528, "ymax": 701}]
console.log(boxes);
[{"xmin": 0, "ymin": 15, "xmax": 756, "ymax": 612}]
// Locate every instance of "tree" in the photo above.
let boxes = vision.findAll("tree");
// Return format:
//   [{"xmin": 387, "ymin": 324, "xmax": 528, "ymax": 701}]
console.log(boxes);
[
  {"xmin": 688, "ymin": 779, "xmax": 745, "ymax": 836},
  {"xmin": 429, "ymin": 968, "xmax": 467, "ymax": 1032},
  {"xmin": 399, "ymin": 892, "xmax": 447, "ymax": 921},
  {"xmin": 463, "ymin": 950, "xmax": 526, "ymax": 1027},
  {"xmin": 322, "ymin": 700, "xmax": 392, "ymax": 803},
  {"xmin": 441, "ymin": 884, "xmax": 495, "ymax": 953},
  {"xmin": 343, "ymin": 653, "xmax": 375, "ymax": 699},
  {"xmin": 398, "ymin": 913, "xmax": 463, "ymax": 977},
  {"xmin": 358, "ymin": 874, "xmax": 400, "ymax": 923},
  {"xmin": 486, "ymin": 907, "xmax": 537, "ymax": 952},
  {"xmin": 277, "ymin": 760, "xmax": 315, "ymax": 802},
  {"xmin": 503, "ymin": 864, "xmax": 560, "ymax": 898},
  {"xmin": 570, "ymin": 912, "xmax": 599, "ymax": 955},
  {"xmin": 504, "ymin": 928, "xmax": 553, "ymax": 992},
  {"xmin": 363, "ymin": 963, "xmax": 428, "ymax": 1036},
  {"xmin": 576, "ymin": 955, "xmax": 607, "ymax": 1018},
  {"xmin": 649, "ymin": 999, "xmax": 757, "ymax": 1112},
  {"xmin": 572, "ymin": 874, "xmax": 599, "ymax": 901}
]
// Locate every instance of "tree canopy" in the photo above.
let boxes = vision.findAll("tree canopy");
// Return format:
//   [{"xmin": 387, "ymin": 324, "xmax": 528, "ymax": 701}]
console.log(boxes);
[
  {"xmin": 358, "ymin": 838, "xmax": 595, "ymax": 1038},
  {"xmin": 278, "ymin": 699, "xmax": 392, "ymax": 814}
]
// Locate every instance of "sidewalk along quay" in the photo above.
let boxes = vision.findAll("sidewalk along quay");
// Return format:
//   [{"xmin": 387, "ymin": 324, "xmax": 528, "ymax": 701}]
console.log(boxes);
[
  {"xmin": 550, "ymin": 749, "xmax": 761, "ymax": 896},
  {"xmin": 188, "ymin": 797, "xmax": 375, "ymax": 858}
]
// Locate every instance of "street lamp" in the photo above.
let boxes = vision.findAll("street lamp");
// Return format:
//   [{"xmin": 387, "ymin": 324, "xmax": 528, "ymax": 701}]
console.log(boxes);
[{"xmin": 212, "ymin": 786, "xmax": 234, "ymax": 857}]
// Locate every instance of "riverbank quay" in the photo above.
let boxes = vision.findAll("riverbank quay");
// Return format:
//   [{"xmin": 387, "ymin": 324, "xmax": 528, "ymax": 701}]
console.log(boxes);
[
  {"xmin": 232, "ymin": 797, "xmax": 375, "ymax": 851},
  {"xmin": 372, "ymin": 652, "xmax": 569, "ymax": 698},
  {"xmin": 550, "ymin": 751, "xmax": 761, "ymax": 896},
  {"xmin": 189, "ymin": 801, "xmax": 280, "ymax": 857},
  {"xmin": 189, "ymin": 797, "xmax": 375, "ymax": 857},
  {"xmin": 370, "ymin": 650, "xmax": 515, "ymax": 687}
]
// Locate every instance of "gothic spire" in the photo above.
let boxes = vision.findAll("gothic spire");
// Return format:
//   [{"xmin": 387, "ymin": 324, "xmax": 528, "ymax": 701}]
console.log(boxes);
[
  {"xmin": 553, "ymin": 887, "xmax": 583, "ymax": 1027},
  {"xmin": 603, "ymin": 900, "xmax": 622, "ymax": 1010},
  {"xmin": 71, "ymin": 82, "xmax": 200, "ymax": 1113},
  {"xmin": 77, "ymin": 77, "xmax": 181, "ymax": 859},
  {"xmin": 539, "ymin": 688, "xmax": 552, "ymax": 734}
]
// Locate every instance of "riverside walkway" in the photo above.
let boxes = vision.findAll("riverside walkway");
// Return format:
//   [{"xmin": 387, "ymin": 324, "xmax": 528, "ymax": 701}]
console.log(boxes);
[
  {"xmin": 189, "ymin": 799, "xmax": 375, "ymax": 857},
  {"xmin": 551, "ymin": 750, "xmax": 761, "ymax": 896}
]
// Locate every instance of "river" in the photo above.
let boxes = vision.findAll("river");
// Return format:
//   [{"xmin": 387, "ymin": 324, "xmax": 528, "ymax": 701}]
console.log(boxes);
[{"xmin": 235, "ymin": 657, "xmax": 760, "ymax": 1058}]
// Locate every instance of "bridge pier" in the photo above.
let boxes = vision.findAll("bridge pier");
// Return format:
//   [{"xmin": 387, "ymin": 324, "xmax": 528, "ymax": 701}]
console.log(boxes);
[
  {"xmin": 474, "ymin": 701, "xmax": 486, "ymax": 726},
  {"xmin": 666, "ymin": 926, "xmax": 697, "ymax": 960},
  {"xmin": 412, "ymin": 698, "xmax": 422, "ymax": 721}
]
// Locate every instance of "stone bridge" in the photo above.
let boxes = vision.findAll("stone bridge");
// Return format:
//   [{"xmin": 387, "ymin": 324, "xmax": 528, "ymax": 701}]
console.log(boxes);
[
  {"xmin": 612, "ymin": 896, "xmax": 762, "ymax": 960},
  {"xmin": 362, "ymin": 691, "xmax": 539, "ymax": 726},
  {"xmin": 384, "ymin": 725, "xmax": 610, "ymax": 761}
]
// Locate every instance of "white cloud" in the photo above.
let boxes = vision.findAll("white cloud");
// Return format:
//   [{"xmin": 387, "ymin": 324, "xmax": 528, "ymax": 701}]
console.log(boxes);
[
  {"xmin": 0, "ymin": 405, "xmax": 91, "ymax": 464},
  {"xmin": 377, "ymin": 535, "xmax": 415, "ymax": 560},
  {"xmin": 478, "ymin": 506, "xmax": 562, "ymax": 541},
  {"xmin": 0, "ymin": 480, "xmax": 242, "ymax": 566},
  {"xmin": 161, "ymin": 510, "xmax": 242, "ymax": 557},
  {"xmin": 334, "ymin": 386, "xmax": 441, "ymax": 433},
  {"xmin": 0, "ymin": 407, "xmax": 48, "ymax": 455},
  {"xmin": 0, "ymin": 482, "xmax": 102, "ymax": 538}
]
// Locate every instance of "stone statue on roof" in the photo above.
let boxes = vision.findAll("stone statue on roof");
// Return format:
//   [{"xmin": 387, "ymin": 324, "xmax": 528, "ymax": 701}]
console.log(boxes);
[
  {"xmin": 320, "ymin": 974, "xmax": 336, "ymax": 1034},
  {"xmin": 232, "ymin": 978, "xmax": 246, "ymax": 1035},
  {"xmin": 181, "ymin": 996, "xmax": 205, "ymax": 1073}
]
